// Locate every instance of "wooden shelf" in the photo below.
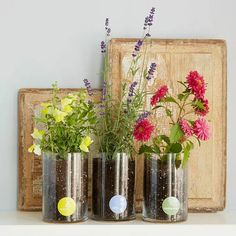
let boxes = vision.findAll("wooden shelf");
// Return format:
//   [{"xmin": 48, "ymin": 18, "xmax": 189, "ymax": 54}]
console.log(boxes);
[
  {"xmin": 0, "ymin": 211, "xmax": 236, "ymax": 236},
  {"xmin": 0, "ymin": 211, "xmax": 236, "ymax": 225}
]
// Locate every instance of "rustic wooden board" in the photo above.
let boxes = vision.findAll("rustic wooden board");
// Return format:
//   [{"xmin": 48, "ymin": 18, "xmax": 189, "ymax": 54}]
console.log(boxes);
[
  {"xmin": 108, "ymin": 39, "xmax": 227, "ymax": 212},
  {"xmin": 18, "ymin": 88, "xmax": 101, "ymax": 210}
]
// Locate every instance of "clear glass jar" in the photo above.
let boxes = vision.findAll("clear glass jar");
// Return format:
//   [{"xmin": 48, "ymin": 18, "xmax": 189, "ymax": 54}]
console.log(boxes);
[
  {"xmin": 42, "ymin": 152, "xmax": 88, "ymax": 223},
  {"xmin": 143, "ymin": 153, "xmax": 188, "ymax": 222},
  {"xmin": 92, "ymin": 153, "xmax": 135, "ymax": 221}
]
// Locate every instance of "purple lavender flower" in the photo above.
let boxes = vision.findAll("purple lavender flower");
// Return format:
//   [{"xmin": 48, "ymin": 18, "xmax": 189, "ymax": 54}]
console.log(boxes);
[
  {"xmin": 101, "ymin": 41, "xmax": 106, "ymax": 53},
  {"xmin": 143, "ymin": 16, "xmax": 149, "ymax": 30},
  {"xmin": 143, "ymin": 7, "xmax": 156, "ymax": 34},
  {"xmin": 137, "ymin": 111, "xmax": 151, "ymax": 121},
  {"xmin": 146, "ymin": 62, "xmax": 157, "ymax": 80},
  {"xmin": 127, "ymin": 81, "xmax": 138, "ymax": 103},
  {"xmin": 106, "ymin": 28, "xmax": 111, "ymax": 36},
  {"xmin": 148, "ymin": 7, "xmax": 156, "ymax": 26},
  {"xmin": 128, "ymin": 81, "xmax": 138, "ymax": 97},
  {"xmin": 132, "ymin": 40, "xmax": 143, "ymax": 57},
  {"xmin": 83, "ymin": 79, "xmax": 93, "ymax": 96},
  {"xmin": 105, "ymin": 18, "xmax": 109, "ymax": 28},
  {"xmin": 105, "ymin": 18, "xmax": 111, "ymax": 36}
]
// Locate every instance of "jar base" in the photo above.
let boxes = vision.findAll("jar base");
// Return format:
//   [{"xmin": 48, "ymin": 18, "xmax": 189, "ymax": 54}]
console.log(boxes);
[
  {"xmin": 143, "ymin": 216, "xmax": 187, "ymax": 223},
  {"xmin": 43, "ymin": 216, "xmax": 88, "ymax": 223},
  {"xmin": 92, "ymin": 215, "xmax": 136, "ymax": 222}
]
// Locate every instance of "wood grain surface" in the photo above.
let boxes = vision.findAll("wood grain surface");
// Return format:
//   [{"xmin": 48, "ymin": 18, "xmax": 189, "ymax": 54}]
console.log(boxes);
[{"xmin": 108, "ymin": 39, "xmax": 227, "ymax": 212}]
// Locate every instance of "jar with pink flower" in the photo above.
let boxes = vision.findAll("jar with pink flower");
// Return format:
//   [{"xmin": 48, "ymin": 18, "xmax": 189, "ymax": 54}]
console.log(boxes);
[{"xmin": 134, "ymin": 71, "xmax": 211, "ymax": 223}]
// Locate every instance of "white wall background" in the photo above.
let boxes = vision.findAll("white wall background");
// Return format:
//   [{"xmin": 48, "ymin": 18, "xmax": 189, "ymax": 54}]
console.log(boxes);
[{"xmin": 0, "ymin": 0, "xmax": 235, "ymax": 211}]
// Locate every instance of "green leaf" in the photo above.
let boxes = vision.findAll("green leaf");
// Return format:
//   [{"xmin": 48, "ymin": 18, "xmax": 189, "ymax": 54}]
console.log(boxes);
[
  {"xmin": 170, "ymin": 124, "xmax": 184, "ymax": 143},
  {"xmin": 193, "ymin": 136, "xmax": 201, "ymax": 147},
  {"xmin": 169, "ymin": 143, "xmax": 183, "ymax": 153},
  {"xmin": 178, "ymin": 94, "xmax": 185, "ymax": 101},
  {"xmin": 131, "ymin": 68, "xmax": 139, "ymax": 76},
  {"xmin": 177, "ymin": 81, "xmax": 187, "ymax": 88},
  {"xmin": 143, "ymin": 67, "xmax": 148, "ymax": 79},
  {"xmin": 182, "ymin": 143, "xmax": 191, "ymax": 167},
  {"xmin": 152, "ymin": 105, "xmax": 164, "ymax": 110},
  {"xmin": 134, "ymin": 54, "xmax": 142, "ymax": 63},
  {"xmin": 159, "ymin": 135, "xmax": 170, "ymax": 144},
  {"xmin": 165, "ymin": 108, "xmax": 172, "ymax": 117},
  {"xmin": 153, "ymin": 136, "xmax": 161, "ymax": 145},
  {"xmin": 153, "ymin": 144, "xmax": 161, "ymax": 154},
  {"xmin": 138, "ymin": 144, "xmax": 154, "ymax": 155},
  {"xmin": 187, "ymin": 120, "xmax": 195, "ymax": 126},
  {"xmin": 175, "ymin": 154, "xmax": 182, "ymax": 169},
  {"xmin": 193, "ymin": 99, "xmax": 204, "ymax": 109},
  {"xmin": 161, "ymin": 96, "xmax": 177, "ymax": 104},
  {"xmin": 178, "ymin": 93, "xmax": 189, "ymax": 102}
]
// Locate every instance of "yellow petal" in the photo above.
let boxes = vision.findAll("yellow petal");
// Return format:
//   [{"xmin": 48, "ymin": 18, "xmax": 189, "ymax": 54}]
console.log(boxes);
[
  {"xmin": 34, "ymin": 144, "xmax": 42, "ymax": 156},
  {"xmin": 62, "ymin": 105, "xmax": 73, "ymax": 113},
  {"xmin": 52, "ymin": 109, "xmax": 68, "ymax": 122},
  {"xmin": 68, "ymin": 93, "xmax": 78, "ymax": 101},
  {"xmin": 79, "ymin": 143, "xmax": 89, "ymax": 153},
  {"xmin": 41, "ymin": 107, "xmax": 49, "ymax": 115},
  {"xmin": 78, "ymin": 91, "xmax": 86, "ymax": 100},
  {"xmin": 61, "ymin": 98, "xmax": 73, "ymax": 108},
  {"xmin": 28, "ymin": 144, "xmax": 35, "ymax": 153},
  {"xmin": 31, "ymin": 128, "xmax": 45, "ymax": 140},
  {"xmin": 41, "ymin": 102, "xmax": 51, "ymax": 108},
  {"xmin": 83, "ymin": 136, "xmax": 93, "ymax": 147}
]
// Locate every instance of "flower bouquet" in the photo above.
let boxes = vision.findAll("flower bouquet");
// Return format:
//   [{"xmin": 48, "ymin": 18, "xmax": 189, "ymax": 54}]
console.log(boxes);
[
  {"xmin": 133, "ymin": 71, "xmax": 211, "ymax": 222},
  {"xmin": 28, "ymin": 83, "xmax": 97, "ymax": 223}
]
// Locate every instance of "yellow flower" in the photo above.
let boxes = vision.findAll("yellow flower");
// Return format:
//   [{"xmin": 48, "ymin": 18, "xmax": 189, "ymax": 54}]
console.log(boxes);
[
  {"xmin": 41, "ymin": 102, "xmax": 51, "ymax": 108},
  {"xmin": 62, "ymin": 105, "xmax": 73, "ymax": 113},
  {"xmin": 61, "ymin": 98, "xmax": 73, "ymax": 107},
  {"xmin": 79, "ymin": 136, "xmax": 93, "ymax": 153},
  {"xmin": 40, "ymin": 103, "xmax": 52, "ymax": 115},
  {"xmin": 31, "ymin": 128, "xmax": 45, "ymax": 140},
  {"xmin": 52, "ymin": 108, "xmax": 68, "ymax": 122},
  {"xmin": 67, "ymin": 93, "xmax": 78, "ymax": 101},
  {"xmin": 28, "ymin": 143, "xmax": 41, "ymax": 156},
  {"xmin": 28, "ymin": 144, "xmax": 35, "ymax": 153},
  {"xmin": 61, "ymin": 97, "xmax": 74, "ymax": 113},
  {"xmin": 78, "ymin": 91, "xmax": 86, "ymax": 100}
]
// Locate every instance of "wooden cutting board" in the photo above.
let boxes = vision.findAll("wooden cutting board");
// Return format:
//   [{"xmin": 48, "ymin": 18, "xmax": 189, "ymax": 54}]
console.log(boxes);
[{"xmin": 108, "ymin": 39, "xmax": 227, "ymax": 212}]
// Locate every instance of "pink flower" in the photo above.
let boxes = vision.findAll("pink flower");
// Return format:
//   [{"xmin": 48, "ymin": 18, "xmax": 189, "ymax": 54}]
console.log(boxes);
[
  {"xmin": 193, "ymin": 118, "xmax": 210, "ymax": 141},
  {"xmin": 133, "ymin": 119, "xmax": 154, "ymax": 142},
  {"xmin": 150, "ymin": 85, "xmax": 168, "ymax": 106},
  {"xmin": 193, "ymin": 98, "xmax": 209, "ymax": 116},
  {"xmin": 186, "ymin": 71, "xmax": 206, "ymax": 99},
  {"xmin": 179, "ymin": 119, "xmax": 193, "ymax": 137}
]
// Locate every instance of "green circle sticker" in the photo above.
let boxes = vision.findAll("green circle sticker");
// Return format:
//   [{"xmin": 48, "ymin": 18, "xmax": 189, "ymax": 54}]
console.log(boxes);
[
  {"xmin": 162, "ymin": 197, "xmax": 180, "ymax": 216},
  {"xmin": 57, "ymin": 197, "xmax": 76, "ymax": 216}
]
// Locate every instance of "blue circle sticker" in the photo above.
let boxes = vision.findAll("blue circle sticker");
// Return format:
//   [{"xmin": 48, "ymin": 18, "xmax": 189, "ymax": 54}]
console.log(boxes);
[{"xmin": 109, "ymin": 195, "xmax": 127, "ymax": 214}]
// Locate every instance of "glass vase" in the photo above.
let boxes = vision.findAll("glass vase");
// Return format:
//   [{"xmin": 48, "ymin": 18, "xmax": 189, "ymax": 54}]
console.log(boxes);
[
  {"xmin": 92, "ymin": 153, "xmax": 135, "ymax": 221},
  {"xmin": 42, "ymin": 152, "xmax": 88, "ymax": 223},
  {"xmin": 143, "ymin": 153, "xmax": 188, "ymax": 223}
]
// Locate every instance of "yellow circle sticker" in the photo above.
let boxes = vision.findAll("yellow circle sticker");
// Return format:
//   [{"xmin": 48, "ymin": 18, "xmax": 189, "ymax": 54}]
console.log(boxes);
[{"xmin": 57, "ymin": 197, "xmax": 76, "ymax": 216}]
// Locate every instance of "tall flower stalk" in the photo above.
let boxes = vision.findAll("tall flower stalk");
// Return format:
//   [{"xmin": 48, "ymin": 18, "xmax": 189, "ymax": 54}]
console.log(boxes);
[{"xmin": 84, "ymin": 8, "xmax": 157, "ymax": 159}]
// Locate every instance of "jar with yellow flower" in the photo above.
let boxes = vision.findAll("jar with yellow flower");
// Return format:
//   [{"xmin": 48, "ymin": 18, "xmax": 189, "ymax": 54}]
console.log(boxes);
[{"xmin": 28, "ymin": 83, "xmax": 97, "ymax": 223}]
